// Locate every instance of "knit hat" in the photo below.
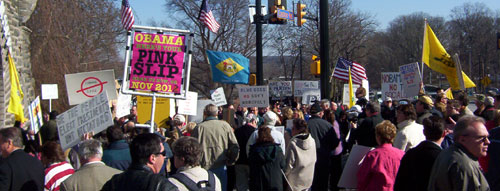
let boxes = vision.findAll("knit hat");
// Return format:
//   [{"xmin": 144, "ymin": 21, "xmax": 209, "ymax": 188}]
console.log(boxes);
[{"xmin": 418, "ymin": 95, "xmax": 434, "ymax": 107}]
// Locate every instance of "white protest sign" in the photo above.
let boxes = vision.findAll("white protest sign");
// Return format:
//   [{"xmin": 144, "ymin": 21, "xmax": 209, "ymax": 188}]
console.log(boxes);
[
  {"xmin": 177, "ymin": 91, "xmax": 198, "ymax": 116},
  {"xmin": 302, "ymin": 89, "xmax": 321, "ymax": 105},
  {"xmin": 293, "ymin": 81, "xmax": 319, "ymax": 97},
  {"xmin": 342, "ymin": 84, "xmax": 359, "ymax": 106},
  {"xmin": 268, "ymin": 81, "xmax": 292, "ymax": 97},
  {"xmin": 28, "ymin": 96, "xmax": 43, "ymax": 134},
  {"xmin": 399, "ymin": 63, "xmax": 422, "ymax": 99},
  {"xmin": 41, "ymin": 84, "xmax": 58, "ymax": 100},
  {"xmin": 238, "ymin": 86, "xmax": 269, "ymax": 108},
  {"xmin": 64, "ymin": 69, "xmax": 118, "ymax": 105},
  {"xmin": 337, "ymin": 144, "xmax": 374, "ymax": 188},
  {"xmin": 211, "ymin": 87, "xmax": 227, "ymax": 106},
  {"xmin": 381, "ymin": 72, "xmax": 404, "ymax": 100},
  {"xmin": 190, "ymin": 100, "xmax": 215, "ymax": 123},
  {"xmin": 57, "ymin": 92, "xmax": 113, "ymax": 150},
  {"xmin": 115, "ymin": 92, "xmax": 132, "ymax": 118}
]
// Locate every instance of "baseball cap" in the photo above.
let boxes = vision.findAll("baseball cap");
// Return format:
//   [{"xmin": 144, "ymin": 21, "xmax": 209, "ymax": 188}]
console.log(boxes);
[
  {"xmin": 418, "ymin": 95, "xmax": 434, "ymax": 107},
  {"xmin": 384, "ymin": 97, "xmax": 392, "ymax": 102}
]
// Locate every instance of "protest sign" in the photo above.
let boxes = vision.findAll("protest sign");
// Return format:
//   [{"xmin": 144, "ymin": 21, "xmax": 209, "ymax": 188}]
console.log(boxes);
[
  {"xmin": 302, "ymin": 89, "xmax": 321, "ymax": 105},
  {"xmin": 65, "ymin": 70, "xmax": 117, "ymax": 105},
  {"xmin": 238, "ymin": 86, "xmax": 269, "ymax": 108},
  {"xmin": 381, "ymin": 72, "xmax": 404, "ymax": 100},
  {"xmin": 399, "ymin": 63, "xmax": 422, "ymax": 98},
  {"xmin": 129, "ymin": 32, "xmax": 185, "ymax": 94},
  {"xmin": 268, "ymin": 81, "xmax": 292, "ymax": 98},
  {"xmin": 293, "ymin": 80, "xmax": 319, "ymax": 97},
  {"xmin": 211, "ymin": 87, "xmax": 227, "ymax": 106},
  {"xmin": 177, "ymin": 91, "xmax": 198, "ymax": 116},
  {"xmin": 274, "ymin": 126, "xmax": 285, "ymax": 136},
  {"xmin": 41, "ymin": 84, "xmax": 58, "ymax": 100},
  {"xmin": 190, "ymin": 100, "xmax": 215, "ymax": 123},
  {"xmin": 28, "ymin": 96, "xmax": 43, "ymax": 134},
  {"xmin": 137, "ymin": 96, "xmax": 171, "ymax": 128},
  {"xmin": 337, "ymin": 144, "xmax": 374, "ymax": 188},
  {"xmin": 115, "ymin": 92, "xmax": 132, "ymax": 118},
  {"xmin": 342, "ymin": 84, "xmax": 359, "ymax": 106},
  {"xmin": 57, "ymin": 92, "xmax": 113, "ymax": 150}
]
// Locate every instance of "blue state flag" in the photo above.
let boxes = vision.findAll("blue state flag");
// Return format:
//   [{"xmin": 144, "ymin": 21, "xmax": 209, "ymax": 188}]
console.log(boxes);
[{"xmin": 206, "ymin": 50, "xmax": 250, "ymax": 84}]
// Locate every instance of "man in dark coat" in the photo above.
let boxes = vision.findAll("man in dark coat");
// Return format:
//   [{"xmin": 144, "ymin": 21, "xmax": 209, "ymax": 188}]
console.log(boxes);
[
  {"xmin": 394, "ymin": 116, "xmax": 445, "ymax": 191},
  {"xmin": 40, "ymin": 110, "xmax": 58, "ymax": 142},
  {"xmin": 102, "ymin": 126, "xmax": 132, "ymax": 171},
  {"xmin": 234, "ymin": 114, "xmax": 258, "ymax": 191},
  {"xmin": 351, "ymin": 101, "xmax": 384, "ymax": 147},
  {"xmin": 0, "ymin": 127, "xmax": 44, "ymax": 191},
  {"xmin": 307, "ymin": 103, "xmax": 340, "ymax": 191}
]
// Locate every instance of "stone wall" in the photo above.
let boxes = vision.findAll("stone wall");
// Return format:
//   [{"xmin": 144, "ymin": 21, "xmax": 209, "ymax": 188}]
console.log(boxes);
[{"xmin": 0, "ymin": 0, "xmax": 38, "ymax": 128}]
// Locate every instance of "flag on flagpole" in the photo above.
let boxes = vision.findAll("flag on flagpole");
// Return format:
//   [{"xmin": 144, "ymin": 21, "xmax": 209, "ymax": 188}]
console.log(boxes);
[
  {"xmin": 7, "ymin": 52, "xmax": 26, "ymax": 123},
  {"xmin": 332, "ymin": 57, "xmax": 367, "ymax": 84},
  {"xmin": 421, "ymin": 22, "xmax": 475, "ymax": 90},
  {"xmin": 348, "ymin": 66, "xmax": 355, "ymax": 108},
  {"xmin": 198, "ymin": 0, "xmax": 220, "ymax": 33},
  {"xmin": 121, "ymin": 0, "xmax": 135, "ymax": 31},
  {"xmin": 206, "ymin": 50, "xmax": 250, "ymax": 84}
]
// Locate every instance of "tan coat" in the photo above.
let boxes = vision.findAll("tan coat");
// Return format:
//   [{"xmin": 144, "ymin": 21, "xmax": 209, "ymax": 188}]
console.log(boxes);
[{"xmin": 60, "ymin": 162, "xmax": 121, "ymax": 191}]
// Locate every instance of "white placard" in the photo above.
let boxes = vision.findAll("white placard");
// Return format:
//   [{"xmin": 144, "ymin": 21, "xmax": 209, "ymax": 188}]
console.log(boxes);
[
  {"xmin": 115, "ymin": 92, "xmax": 132, "ymax": 118},
  {"xmin": 211, "ymin": 87, "xmax": 227, "ymax": 106},
  {"xmin": 238, "ymin": 86, "xmax": 269, "ymax": 108},
  {"xmin": 64, "ymin": 70, "xmax": 118, "ymax": 105},
  {"xmin": 381, "ymin": 72, "xmax": 404, "ymax": 100},
  {"xmin": 57, "ymin": 92, "xmax": 113, "ymax": 150},
  {"xmin": 190, "ymin": 100, "xmax": 215, "ymax": 123},
  {"xmin": 293, "ymin": 80, "xmax": 319, "ymax": 97},
  {"xmin": 337, "ymin": 144, "xmax": 374, "ymax": 188},
  {"xmin": 274, "ymin": 126, "xmax": 285, "ymax": 136},
  {"xmin": 41, "ymin": 84, "xmax": 59, "ymax": 100},
  {"xmin": 302, "ymin": 89, "xmax": 321, "ymax": 105},
  {"xmin": 342, "ymin": 84, "xmax": 360, "ymax": 106},
  {"xmin": 177, "ymin": 91, "xmax": 198, "ymax": 116},
  {"xmin": 28, "ymin": 96, "xmax": 43, "ymax": 134},
  {"xmin": 286, "ymin": 119, "xmax": 294, "ymax": 129},
  {"xmin": 399, "ymin": 63, "xmax": 422, "ymax": 99},
  {"xmin": 268, "ymin": 81, "xmax": 292, "ymax": 97}
]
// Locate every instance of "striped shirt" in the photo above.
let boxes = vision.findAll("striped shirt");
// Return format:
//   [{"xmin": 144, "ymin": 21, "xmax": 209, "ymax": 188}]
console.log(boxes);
[{"xmin": 44, "ymin": 161, "xmax": 75, "ymax": 191}]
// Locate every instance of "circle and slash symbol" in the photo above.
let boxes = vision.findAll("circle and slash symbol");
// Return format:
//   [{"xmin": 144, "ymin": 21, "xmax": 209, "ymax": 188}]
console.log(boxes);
[{"xmin": 76, "ymin": 77, "xmax": 108, "ymax": 97}]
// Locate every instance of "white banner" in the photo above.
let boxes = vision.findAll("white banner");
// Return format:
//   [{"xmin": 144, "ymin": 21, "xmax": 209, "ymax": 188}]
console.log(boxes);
[
  {"xmin": 269, "ymin": 81, "xmax": 292, "ymax": 97},
  {"xmin": 211, "ymin": 87, "xmax": 227, "ymax": 106},
  {"xmin": 381, "ymin": 72, "xmax": 404, "ymax": 100},
  {"xmin": 342, "ymin": 84, "xmax": 360, "ymax": 106},
  {"xmin": 302, "ymin": 90, "xmax": 321, "ymax": 105},
  {"xmin": 64, "ymin": 70, "xmax": 118, "ymax": 105},
  {"xmin": 28, "ymin": 96, "xmax": 43, "ymax": 134},
  {"xmin": 57, "ymin": 92, "xmax": 113, "ymax": 150},
  {"xmin": 293, "ymin": 80, "xmax": 319, "ymax": 97},
  {"xmin": 41, "ymin": 84, "xmax": 59, "ymax": 100},
  {"xmin": 238, "ymin": 86, "xmax": 269, "ymax": 108},
  {"xmin": 177, "ymin": 91, "xmax": 198, "ymax": 116},
  {"xmin": 399, "ymin": 63, "xmax": 422, "ymax": 99},
  {"xmin": 115, "ymin": 92, "xmax": 132, "ymax": 118}
]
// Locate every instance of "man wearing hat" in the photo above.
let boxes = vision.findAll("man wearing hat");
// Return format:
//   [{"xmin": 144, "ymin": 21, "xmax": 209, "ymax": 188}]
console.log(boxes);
[
  {"xmin": 481, "ymin": 96, "xmax": 495, "ymax": 121},
  {"xmin": 381, "ymin": 97, "xmax": 396, "ymax": 124},
  {"xmin": 307, "ymin": 102, "xmax": 340, "ymax": 191},
  {"xmin": 416, "ymin": 95, "xmax": 434, "ymax": 124}
]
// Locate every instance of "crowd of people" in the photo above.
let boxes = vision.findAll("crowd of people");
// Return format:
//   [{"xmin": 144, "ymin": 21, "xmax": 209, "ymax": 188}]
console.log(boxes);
[{"xmin": 0, "ymin": 86, "xmax": 498, "ymax": 191}]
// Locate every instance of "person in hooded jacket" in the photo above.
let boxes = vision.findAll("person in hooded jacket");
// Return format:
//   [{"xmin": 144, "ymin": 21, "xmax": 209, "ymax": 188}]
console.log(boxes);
[
  {"xmin": 249, "ymin": 126, "xmax": 285, "ymax": 191},
  {"xmin": 284, "ymin": 119, "xmax": 316, "ymax": 191}
]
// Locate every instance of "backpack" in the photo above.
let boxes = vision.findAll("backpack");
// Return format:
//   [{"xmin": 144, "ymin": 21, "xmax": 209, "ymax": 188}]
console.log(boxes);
[{"xmin": 171, "ymin": 171, "xmax": 216, "ymax": 191}]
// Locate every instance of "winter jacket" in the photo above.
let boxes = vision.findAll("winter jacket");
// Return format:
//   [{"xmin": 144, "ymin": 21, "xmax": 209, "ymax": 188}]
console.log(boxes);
[
  {"xmin": 102, "ymin": 140, "xmax": 132, "ymax": 171},
  {"xmin": 393, "ymin": 120, "xmax": 425, "ymax": 152},
  {"xmin": 101, "ymin": 163, "xmax": 176, "ymax": 191},
  {"xmin": 249, "ymin": 142, "xmax": 285, "ymax": 191},
  {"xmin": 284, "ymin": 133, "xmax": 316, "ymax": 191}
]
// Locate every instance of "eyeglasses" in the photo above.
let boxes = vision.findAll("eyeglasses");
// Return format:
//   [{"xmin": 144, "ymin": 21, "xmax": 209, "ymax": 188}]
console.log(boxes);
[{"xmin": 155, "ymin": 150, "xmax": 167, "ymax": 157}]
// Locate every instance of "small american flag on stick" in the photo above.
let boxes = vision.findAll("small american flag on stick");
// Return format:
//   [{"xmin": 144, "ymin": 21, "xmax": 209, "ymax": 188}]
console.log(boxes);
[
  {"xmin": 198, "ymin": 0, "xmax": 220, "ymax": 33},
  {"xmin": 121, "ymin": 0, "xmax": 135, "ymax": 31}
]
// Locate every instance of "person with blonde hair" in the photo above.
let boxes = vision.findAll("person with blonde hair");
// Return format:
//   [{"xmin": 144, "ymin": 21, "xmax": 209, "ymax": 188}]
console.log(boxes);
[{"xmin": 357, "ymin": 120, "xmax": 405, "ymax": 191}]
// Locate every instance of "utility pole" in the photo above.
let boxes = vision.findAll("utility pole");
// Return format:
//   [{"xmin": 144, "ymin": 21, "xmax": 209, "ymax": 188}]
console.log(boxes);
[
  {"xmin": 255, "ymin": 0, "xmax": 264, "ymax": 85},
  {"xmin": 299, "ymin": 45, "xmax": 303, "ymax": 80},
  {"xmin": 319, "ymin": 0, "xmax": 330, "ymax": 99}
]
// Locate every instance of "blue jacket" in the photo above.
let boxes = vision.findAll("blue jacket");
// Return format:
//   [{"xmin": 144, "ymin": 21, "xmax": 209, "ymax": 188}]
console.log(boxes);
[{"xmin": 103, "ymin": 140, "xmax": 132, "ymax": 171}]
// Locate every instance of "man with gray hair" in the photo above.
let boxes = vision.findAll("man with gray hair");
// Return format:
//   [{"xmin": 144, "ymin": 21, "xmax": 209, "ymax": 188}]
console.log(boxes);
[
  {"xmin": 428, "ymin": 115, "xmax": 490, "ymax": 191},
  {"xmin": 191, "ymin": 104, "xmax": 239, "ymax": 191},
  {"xmin": 61, "ymin": 139, "xmax": 121, "ymax": 191}
]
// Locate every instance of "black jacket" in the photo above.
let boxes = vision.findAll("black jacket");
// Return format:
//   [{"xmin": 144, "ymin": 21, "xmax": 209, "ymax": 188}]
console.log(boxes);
[
  {"xmin": 102, "ymin": 163, "xmax": 176, "ymax": 191},
  {"xmin": 0, "ymin": 149, "xmax": 44, "ymax": 191},
  {"xmin": 235, "ymin": 124, "xmax": 257, "ymax": 165},
  {"xmin": 352, "ymin": 114, "xmax": 383, "ymax": 147},
  {"xmin": 249, "ymin": 142, "xmax": 285, "ymax": 191},
  {"xmin": 307, "ymin": 115, "xmax": 340, "ymax": 157},
  {"xmin": 394, "ymin": 140, "xmax": 442, "ymax": 191}
]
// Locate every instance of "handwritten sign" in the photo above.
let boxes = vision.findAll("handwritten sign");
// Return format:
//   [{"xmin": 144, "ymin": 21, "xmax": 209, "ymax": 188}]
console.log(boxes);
[
  {"xmin": 115, "ymin": 92, "xmax": 132, "ymax": 118},
  {"xmin": 57, "ymin": 92, "xmax": 113, "ymax": 150},
  {"xmin": 28, "ymin": 96, "xmax": 43, "ymax": 134},
  {"xmin": 41, "ymin": 84, "xmax": 58, "ymax": 100},
  {"xmin": 294, "ymin": 80, "xmax": 319, "ymax": 97},
  {"xmin": 269, "ymin": 81, "xmax": 292, "ymax": 98},
  {"xmin": 381, "ymin": 72, "xmax": 404, "ymax": 100},
  {"xmin": 177, "ymin": 91, "xmax": 198, "ymax": 116},
  {"xmin": 211, "ymin": 87, "xmax": 227, "ymax": 106},
  {"xmin": 342, "ymin": 84, "xmax": 360, "ymax": 106},
  {"xmin": 238, "ymin": 86, "xmax": 269, "ymax": 108},
  {"xmin": 399, "ymin": 63, "xmax": 422, "ymax": 98}
]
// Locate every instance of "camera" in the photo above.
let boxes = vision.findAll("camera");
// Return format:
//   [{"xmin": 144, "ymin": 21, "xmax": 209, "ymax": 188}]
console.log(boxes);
[{"xmin": 347, "ymin": 111, "xmax": 359, "ymax": 122}]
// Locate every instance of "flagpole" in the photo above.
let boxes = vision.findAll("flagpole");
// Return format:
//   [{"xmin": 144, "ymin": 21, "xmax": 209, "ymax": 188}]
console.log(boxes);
[{"xmin": 421, "ymin": 19, "xmax": 427, "ymax": 92}]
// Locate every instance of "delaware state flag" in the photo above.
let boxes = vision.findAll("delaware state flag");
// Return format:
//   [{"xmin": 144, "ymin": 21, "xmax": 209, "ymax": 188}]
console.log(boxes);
[{"xmin": 206, "ymin": 50, "xmax": 250, "ymax": 84}]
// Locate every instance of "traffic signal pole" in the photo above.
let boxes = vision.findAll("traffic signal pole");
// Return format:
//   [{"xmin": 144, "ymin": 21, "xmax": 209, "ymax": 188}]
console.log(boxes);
[
  {"xmin": 255, "ymin": 0, "xmax": 264, "ymax": 85},
  {"xmin": 319, "ymin": 0, "xmax": 330, "ymax": 99}
]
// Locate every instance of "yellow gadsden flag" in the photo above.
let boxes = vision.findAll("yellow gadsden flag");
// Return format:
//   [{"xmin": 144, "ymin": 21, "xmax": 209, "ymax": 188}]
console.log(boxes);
[
  {"xmin": 7, "ymin": 53, "xmax": 26, "ymax": 123},
  {"xmin": 348, "ymin": 67, "xmax": 355, "ymax": 109},
  {"xmin": 422, "ymin": 22, "xmax": 475, "ymax": 90}
]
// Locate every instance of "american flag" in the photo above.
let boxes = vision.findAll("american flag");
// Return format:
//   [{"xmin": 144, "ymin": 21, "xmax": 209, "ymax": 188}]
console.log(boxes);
[
  {"xmin": 198, "ymin": 0, "xmax": 220, "ymax": 33},
  {"xmin": 121, "ymin": 0, "xmax": 135, "ymax": 31},
  {"xmin": 332, "ymin": 57, "xmax": 367, "ymax": 84}
]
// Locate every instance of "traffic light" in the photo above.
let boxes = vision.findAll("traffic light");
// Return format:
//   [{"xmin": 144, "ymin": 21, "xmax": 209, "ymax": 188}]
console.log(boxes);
[
  {"xmin": 311, "ymin": 55, "xmax": 320, "ymax": 75},
  {"xmin": 249, "ymin": 74, "xmax": 256, "ymax": 86},
  {"xmin": 268, "ymin": 0, "xmax": 286, "ymax": 24},
  {"xmin": 297, "ymin": 3, "xmax": 306, "ymax": 27}
]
